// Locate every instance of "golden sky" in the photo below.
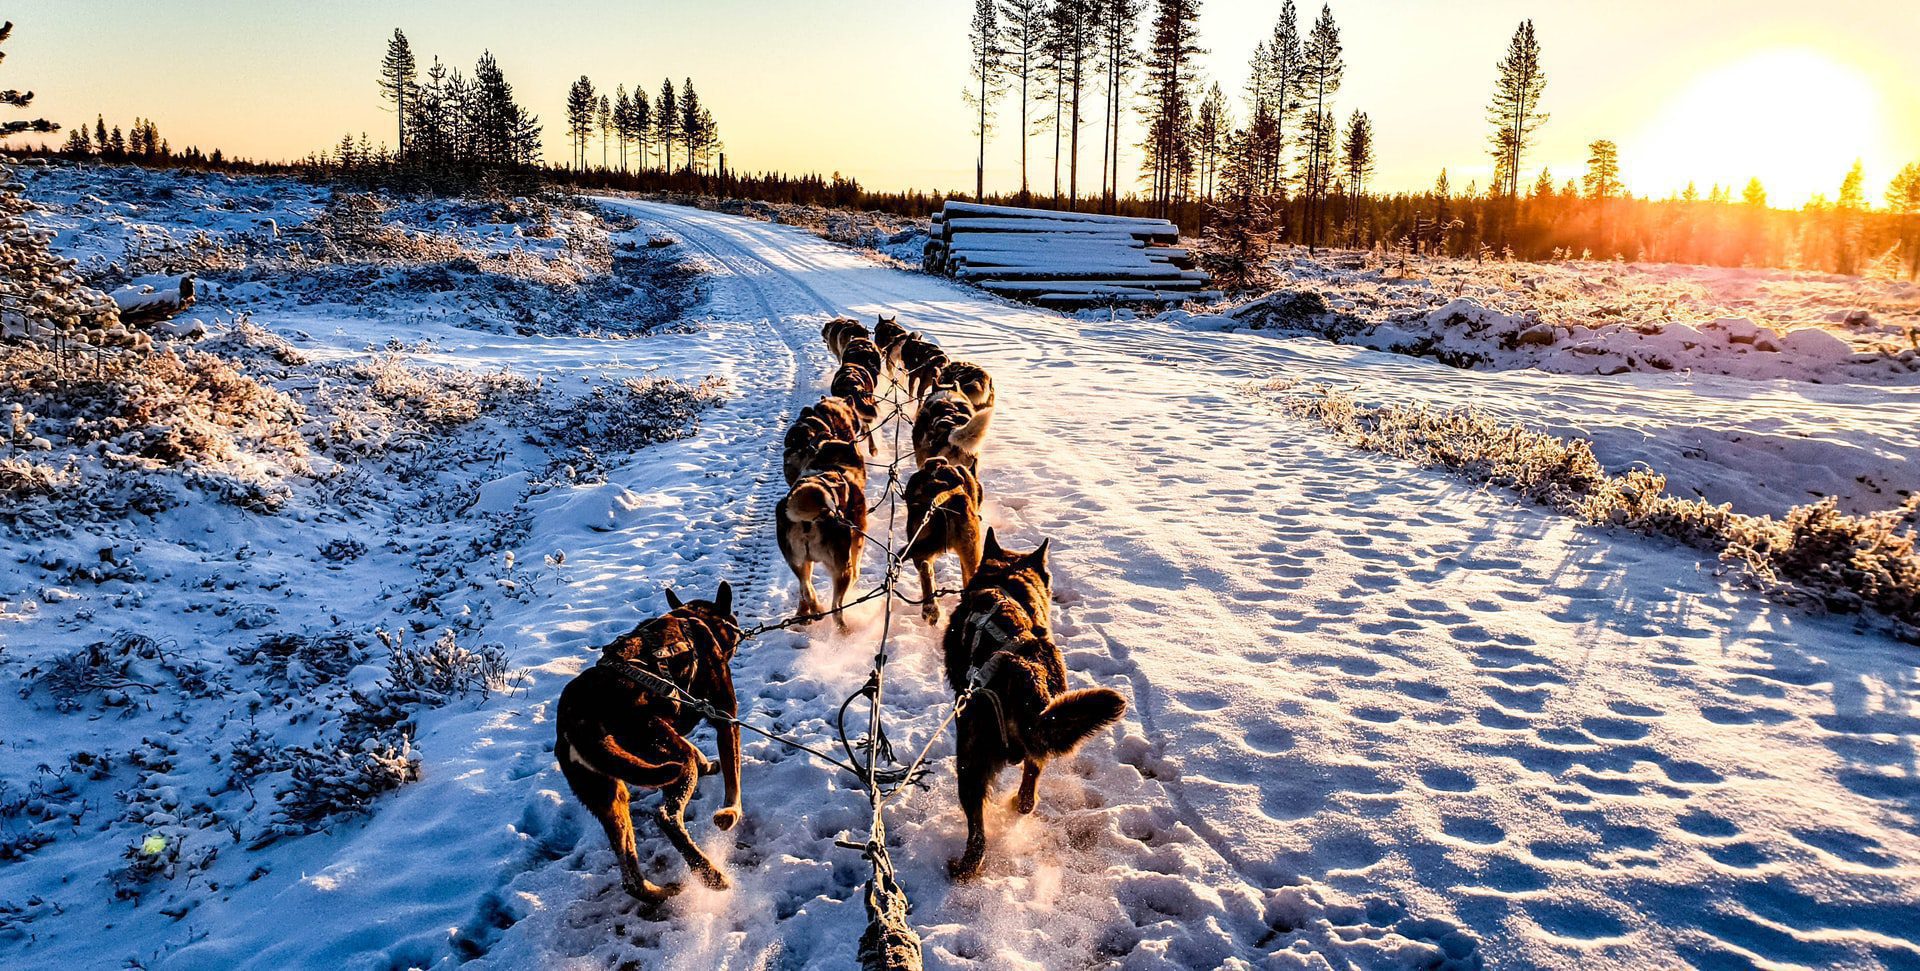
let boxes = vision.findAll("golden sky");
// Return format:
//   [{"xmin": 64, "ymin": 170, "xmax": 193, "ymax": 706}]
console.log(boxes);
[{"xmin": 7, "ymin": 0, "xmax": 1918, "ymax": 204}]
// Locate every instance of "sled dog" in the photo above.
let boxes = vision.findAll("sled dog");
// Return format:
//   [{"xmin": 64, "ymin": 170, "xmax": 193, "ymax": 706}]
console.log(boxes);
[
  {"xmin": 822, "ymin": 317, "xmax": 868, "ymax": 359},
  {"xmin": 912, "ymin": 388, "xmax": 993, "ymax": 472},
  {"xmin": 904, "ymin": 457, "xmax": 984, "ymax": 624},
  {"xmin": 940, "ymin": 360, "xmax": 995, "ymax": 411},
  {"xmin": 942, "ymin": 531, "xmax": 1125, "ymax": 879},
  {"xmin": 555, "ymin": 582, "xmax": 745, "ymax": 900}
]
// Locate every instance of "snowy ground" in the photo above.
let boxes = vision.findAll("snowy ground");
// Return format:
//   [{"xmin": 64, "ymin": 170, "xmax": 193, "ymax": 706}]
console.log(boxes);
[{"xmin": 2, "ymin": 170, "xmax": 1917, "ymax": 970}]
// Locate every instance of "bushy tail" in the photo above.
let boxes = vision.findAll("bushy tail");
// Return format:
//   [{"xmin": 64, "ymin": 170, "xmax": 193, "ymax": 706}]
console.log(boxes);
[
  {"xmin": 948, "ymin": 407, "xmax": 994, "ymax": 453},
  {"xmin": 1029, "ymin": 688, "xmax": 1126, "ymax": 758},
  {"xmin": 565, "ymin": 729, "xmax": 688, "ymax": 789},
  {"xmin": 784, "ymin": 481, "xmax": 834, "ymax": 523}
]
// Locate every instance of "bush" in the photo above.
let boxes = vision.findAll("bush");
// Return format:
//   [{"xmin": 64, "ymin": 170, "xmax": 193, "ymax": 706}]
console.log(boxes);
[
  {"xmin": 530, "ymin": 374, "xmax": 728, "ymax": 453},
  {"xmin": 1275, "ymin": 382, "xmax": 1920, "ymax": 639},
  {"xmin": 378, "ymin": 628, "xmax": 514, "ymax": 705},
  {"xmin": 255, "ymin": 738, "xmax": 420, "ymax": 844}
]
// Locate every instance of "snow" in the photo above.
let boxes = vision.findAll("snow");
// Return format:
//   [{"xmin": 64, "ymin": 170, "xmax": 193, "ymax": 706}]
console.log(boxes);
[{"xmin": 2, "ymin": 168, "xmax": 1917, "ymax": 970}]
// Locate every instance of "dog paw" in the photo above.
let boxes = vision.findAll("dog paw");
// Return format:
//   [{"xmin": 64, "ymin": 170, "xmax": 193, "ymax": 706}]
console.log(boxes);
[
  {"xmin": 947, "ymin": 851, "xmax": 984, "ymax": 881},
  {"xmin": 712, "ymin": 806, "xmax": 741, "ymax": 831},
  {"xmin": 628, "ymin": 879, "xmax": 682, "ymax": 902},
  {"xmin": 922, "ymin": 607, "xmax": 942, "ymax": 626},
  {"xmin": 1012, "ymin": 792, "xmax": 1037, "ymax": 815},
  {"xmin": 697, "ymin": 866, "xmax": 731, "ymax": 891}
]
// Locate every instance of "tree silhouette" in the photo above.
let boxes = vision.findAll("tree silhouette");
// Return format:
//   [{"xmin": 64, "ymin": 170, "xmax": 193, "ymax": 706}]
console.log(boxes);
[
  {"xmin": 1487, "ymin": 20, "xmax": 1547, "ymax": 202},
  {"xmin": 380, "ymin": 29, "xmax": 417, "ymax": 155},
  {"xmin": 965, "ymin": 0, "xmax": 1006, "ymax": 201}
]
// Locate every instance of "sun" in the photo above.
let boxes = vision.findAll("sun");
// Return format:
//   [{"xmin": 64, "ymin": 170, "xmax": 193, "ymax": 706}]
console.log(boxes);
[{"xmin": 1625, "ymin": 48, "xmax": 1889, "ymax": 206}]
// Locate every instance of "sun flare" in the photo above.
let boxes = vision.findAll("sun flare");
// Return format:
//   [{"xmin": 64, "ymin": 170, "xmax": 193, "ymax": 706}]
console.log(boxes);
[{"xmin": 1627, "ymin": 48, "xmax": 1889, "ymax": 206}]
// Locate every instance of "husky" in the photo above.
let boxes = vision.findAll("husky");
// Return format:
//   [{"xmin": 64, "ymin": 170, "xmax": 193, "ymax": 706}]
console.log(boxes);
[
  {"xmin": 943, "ymin": 531, "xmax": 1126, "ymax": 880},
  {"xmin": 799, "ymin": 396, "xmax": 869, "ymax": 453},
  {"xmin": 940, "ymin": 360, "xmax": 995, "ymax": 411},
  {"xmin": 777, "ymin": 458, "xmax": 868, "ymax": 630},
  {"xmin": 822, "ymin": 317, "xmax": 868, "ymax": 359},
  {"xmin": 839, "ymin": 336, "xmax": 884, "ymax": 383},
  {"xmin": 896, "ymin": 335, "xmax": 950, "ymax": 401},
  {"xmin": 912, "ymin": 388, "xmax": 993, "ymax": 472},
  {"xmin": 783, "ymin": 413, "xmax": 838, "ymax": 485},
  {"xmin": 555, "ymin": 582, "xmax": 745, "ymax": 901},
  {"xmin": 873, "ymin": 314, "xmax": 910, "ymax": 377},
  {"xmin": 904, "ymin": 457, "xmax": 984, "ymax": 625}
]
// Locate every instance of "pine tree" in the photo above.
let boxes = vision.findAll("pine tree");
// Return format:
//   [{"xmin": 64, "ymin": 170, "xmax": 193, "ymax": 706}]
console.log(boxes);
[
  {"xmin": 1583, "ymin": 138, "xmax": 1621, "ymax": 251},
  {"xmin": 1140, "ymin": 0, "xmax": 1201, "ymax": 217},
  {"xmin": 566, "ymin": 76, "xmax": 596, "ymax": 171},
  {"xmin": 1001, "ymin": 0, "xmax": 1048, "ymax": 199},
  {"xmin": 1048, "ymin": 0, "xmax": 1097, "ymax": 208},
  {"xmin": 1487, "ymin": 20, "xmax": 1547, "ymax": 202},
  {"xmin": 679, "ymin": 79, "xmax": 702, "ymax": 173},
  {"xmin": 1245, "ymin": 2, "xmax": 1303, "ymax": 198},
  {"xmin": 1096, "ymin": 0, "xmax": 1143, "ymax": 211},
  {"xmin": 597, "ymin": 94, "xmax": 612, "ymax": 170},
  {"xmin": 613, "ymin": 85, "xmax": 632, "ymax": 172},
  {"xmin": 1296, "ymin": 4, "xmax": 1342, "ymax": 249},
  {"xmin": 1194, "ymin": 82, "xmax": 1228, "ymax": 202},
  {"xmin": 655, "ymin": 78, "xmax": 677, "ymax": 174},
  {"xmin": 61, "ymin": 123, "xmax": 91, "ymax": 156},
  {"xmin": 630, "ymin": 87, "xmax": 652, "ymax": 171},
  {"xmin": 965, "ymin": 0, "xmax": 1007, "ymax": 201},
  {"xmin": 1887, "ymin": 163, "xmax": 1920, "ymax": 280},
  {"xmin": 380, "ymin": 29, "xmax": 417, "ymax": 155},
  {"xmin": 1341, "ymin": 109, "xmax": 1374, "ymax": 242}
]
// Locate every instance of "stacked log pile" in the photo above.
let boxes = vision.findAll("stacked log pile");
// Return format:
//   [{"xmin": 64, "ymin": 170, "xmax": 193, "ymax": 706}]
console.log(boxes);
[{"xmin": 922, "ymin": 201, "xmax": 1216, "ymax": 308}]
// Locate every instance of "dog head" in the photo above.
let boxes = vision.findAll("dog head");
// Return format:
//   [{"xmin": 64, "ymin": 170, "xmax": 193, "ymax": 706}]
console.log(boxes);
[
  {"xmin": 979, "ymin": 528, "xmax": 1051, "ymax": 589},
  {"xmin": 661, "ymin": 580, "xmax": 741, "ymax": 657}
]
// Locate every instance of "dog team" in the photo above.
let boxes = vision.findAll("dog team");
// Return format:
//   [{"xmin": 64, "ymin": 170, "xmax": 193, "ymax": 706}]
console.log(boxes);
[{"xmin": 554, "ymin": 313, "xmax": 1125, "ymax": 901}]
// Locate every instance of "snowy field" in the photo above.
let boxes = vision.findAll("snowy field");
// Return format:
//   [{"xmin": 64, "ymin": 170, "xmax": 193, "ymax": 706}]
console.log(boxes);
[{"xmin": 2, "ymin": 166, "xmax": 1918, "ymax": 970}]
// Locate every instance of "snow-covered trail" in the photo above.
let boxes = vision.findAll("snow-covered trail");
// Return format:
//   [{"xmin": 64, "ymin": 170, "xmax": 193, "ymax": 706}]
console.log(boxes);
[{"xmin": 470, "ymin": 201, "xmax": 1920, "ymax": 970}]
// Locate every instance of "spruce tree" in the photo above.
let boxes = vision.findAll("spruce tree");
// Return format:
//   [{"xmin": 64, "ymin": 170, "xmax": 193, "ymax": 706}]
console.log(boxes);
[
  {"xmin": 679, "ymin": 79, "xmax": 701, "ymax": 173},
  {"xmin": 613, "ymin": 85, "xmax": 632, "ymax": 171},
  {"xmin": 630, "ymin": 87, "xmax": 651, "ymax": 171},
  {"xmin": 1141, "ymin": 0, "xmax": 1202, "ymax": 217},
  {"xmin": 1341, "ymin": 109, "xmax": 1373, "ymax": 202},
  {"xmin": 597, "ymin": 93, "xmax": 612, "ymax": 170},
  {"xmin": 1097, "ymin": 0, "xmax": 1143, "ymax": 211},
  {"xmin": 380, "ymin": 29, "xmax": 417, "ymax": 155},
  {"xmin": 566, "ymin": 76, "xmax": 596, "ymax": 171}
]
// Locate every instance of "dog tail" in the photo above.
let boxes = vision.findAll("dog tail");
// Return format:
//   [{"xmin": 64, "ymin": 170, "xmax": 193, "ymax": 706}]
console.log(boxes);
[
  {"xmin": 947, "ymin": 406, "xmax": 994, "ymax": 453},
  {"xmin": 566, "ymin": 728, "xmax": 689, "ymax": 789},
  {"xmin": 1029, "ymin": 687, "xmax": 1127, "ymax": 759},
  {"xmin": 784, "ymin": 480, "xmax": 835, "ymax": 523}
]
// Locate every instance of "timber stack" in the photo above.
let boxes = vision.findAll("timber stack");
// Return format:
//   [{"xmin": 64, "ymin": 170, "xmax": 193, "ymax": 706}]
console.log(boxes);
[{"xmin": 923, "ymin": 201, "xmax": 1217, "ymax": 308}]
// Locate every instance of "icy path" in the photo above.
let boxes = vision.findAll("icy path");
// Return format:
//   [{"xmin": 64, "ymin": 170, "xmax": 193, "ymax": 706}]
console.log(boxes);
[{"xmin": 119, "ymin": 202, "xmax": 1916, "ymax": 970}]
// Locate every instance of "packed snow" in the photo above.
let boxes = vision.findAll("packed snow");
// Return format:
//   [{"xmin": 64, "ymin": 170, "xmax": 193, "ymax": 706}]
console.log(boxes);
[{"xmin": 1, "ymin": 166, "xmax": 1916, "ymax": 970}]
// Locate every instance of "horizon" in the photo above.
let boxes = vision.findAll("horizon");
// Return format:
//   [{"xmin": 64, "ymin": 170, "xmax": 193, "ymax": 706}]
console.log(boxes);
[{"xmin": 5, "ymin": 1, "xmax": 1919, "ymax": 206}]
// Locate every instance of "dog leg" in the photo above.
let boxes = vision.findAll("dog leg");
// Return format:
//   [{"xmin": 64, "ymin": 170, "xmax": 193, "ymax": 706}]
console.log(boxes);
[
  {"xmin": 561, "ymin": 747, "xmax": 677, "ymax": 901},
  {"xmin": 1013, "ymin": 758, "xmax": 1041, "ymax": 815},
  {"xmin": 831, "ymin": 551, "xmax": 857, "ymax": 633},
  {"xmin": 711, "ymin": 716, "xmax": 742, "ymax": 832},
  {"xmin": 793, "ymin": 559, "xmax": 820, "ymax": 620},
  {"xmin": 916, "ymin": 556, "xmax": 941, "ymax": 625},
  {"xmin": 693, "ymin": 747, "xmax": 717, "ymax": 776},
  {"xmin": 653, "ymin": 737, "xmax": 729, "ymax": 891},
  {"xmin": 948, "ymin": 714, "xmax": 993, "ymax": 880}
]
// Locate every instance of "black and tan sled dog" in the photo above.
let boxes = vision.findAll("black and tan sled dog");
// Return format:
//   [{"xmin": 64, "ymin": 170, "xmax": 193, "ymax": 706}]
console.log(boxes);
[
  {"xmin": 821, "ymin": 317, "xmax": 869, "ymax": 360},
  {"xmin": 555, "ymin": 582, "xmax": 744, "ymax": 900},
  {"xmin": 913, "ymin": 388, "xmax": 994, "ymax": 472},
  {"xmin": 777, "ymin": 439, "xmax": 868, "ymax": 629},
  {"xmin": 942, "ymin": 531, "xmax": 1126, "ymax": 879},
  {"xmin": 904, "ymin": 456, "xmax": 983, "ymax": 624}
]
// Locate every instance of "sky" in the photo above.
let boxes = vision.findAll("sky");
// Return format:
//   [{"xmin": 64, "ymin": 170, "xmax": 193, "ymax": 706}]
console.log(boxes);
[{"xmin": 5, "ymin": 0, "xmax": 1918, "ymax": 206}]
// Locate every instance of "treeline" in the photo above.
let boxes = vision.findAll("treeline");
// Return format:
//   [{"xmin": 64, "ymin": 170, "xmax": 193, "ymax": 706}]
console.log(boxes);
[
  {"xmin": 54, "ymin": 114, "xmax": 241, "ymax": 168},
  {"xmin": 961, "ymin": 1, "xmax": 1920, "ymax": 280}
]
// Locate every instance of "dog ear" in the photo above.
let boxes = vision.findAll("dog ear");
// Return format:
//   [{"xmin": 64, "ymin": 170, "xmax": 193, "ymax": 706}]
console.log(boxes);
[
  {"xmin": 715, "ymin": 580, "xmax": 734, "ymax": 617},
  {"xmin": 983, "ymin": 528, "xmax": 1004, "ymax": 560},
  {"xmin": 1033, "ymin": 538, "xmax": 1051, "ymax": 567},
  {"xmin": 664, "ymin": 587, "xmax": 684, "ymax": 611}
]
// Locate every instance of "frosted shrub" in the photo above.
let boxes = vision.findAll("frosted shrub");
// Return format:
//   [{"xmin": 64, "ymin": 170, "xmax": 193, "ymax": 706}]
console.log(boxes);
[
  {"xmin": 1276, "ymin": 382, "xmax": 1920, "ymax": 639},
  {"xmin": 230, "ymin": 631, "xmax": 364, "ymax": 688},
  {"xmin": 378, "ymin": 628, "xmax": 514, "ymax": 705},
  {"xmin": 257, "ymin": 738, "xmax": 420, "ymax": 844},
  {"xmin": 531, "ymin": 374, "xmax": 728, "ymax": 453},
  {"xmin": 312, "ymin": 352, "xmax": 533, "ymax": 458}
]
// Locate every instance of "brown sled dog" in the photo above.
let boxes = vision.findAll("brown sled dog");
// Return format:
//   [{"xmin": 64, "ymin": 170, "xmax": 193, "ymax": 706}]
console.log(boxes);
[
  {"xmin": 940, "ymin": 360, "xmax": 995, "ymax": 411},
  {"xmin": 904, "ymin": 457, "xmax": 983, "ymax": 624},
  {"xmin": 822, "ymin": 317, "xmax": 868, "ymax": 359},
  {"xmin": 799, "ymin": 396, "xmax": 870, "ymax": 453},
  {"xmin": 555, "ymin": 582, "xmax": 745, "ymax": 900},
  {"xmin": 839, "ymin": 336, "xmax": 884, "ymax": 383},
  {"xmin": 872, "ymin": 314, "xmax": 910, "ymax": 378},
  {"xmin": 896, "ymin": 335, "xmax": 951, "ymax": 402},
  {"xmin": 913, "ymin": 388, "xmax": 994, "ymax": 472},
  {"xmin": 777, "ymin": 456, "xmax": 868, "ymax": 630},
  {"xmin": 943, "ymin": 531, "xmax": 1126, "ymax": 879},
  {"xmin": 828, "ymin": 365, "xmax": 880, "ymax": 437}
]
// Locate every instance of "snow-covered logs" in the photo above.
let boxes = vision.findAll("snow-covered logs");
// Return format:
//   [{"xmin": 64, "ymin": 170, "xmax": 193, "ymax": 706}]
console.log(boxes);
[{"xmin": 923, "ymin": 201, "xmax": 1216, "ymax": 308}]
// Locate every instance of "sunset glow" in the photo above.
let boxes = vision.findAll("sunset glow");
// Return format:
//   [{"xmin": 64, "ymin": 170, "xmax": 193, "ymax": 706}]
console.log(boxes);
[{"xmin": 1626, "ymin": 48, "xmax": 1891, "ymax": 203}]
